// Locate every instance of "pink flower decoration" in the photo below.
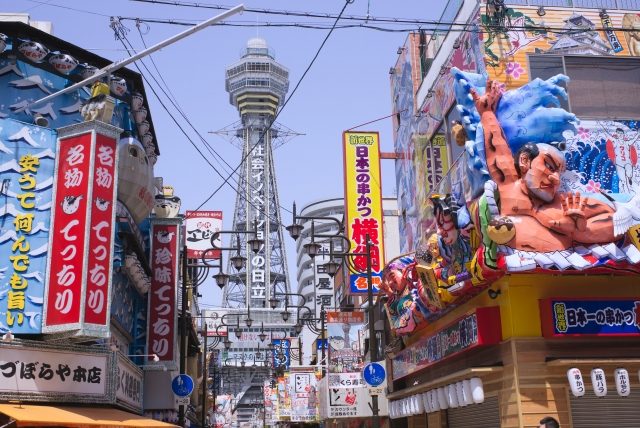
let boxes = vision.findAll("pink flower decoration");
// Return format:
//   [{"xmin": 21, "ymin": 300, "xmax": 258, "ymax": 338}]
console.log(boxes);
[
  {"xmin": 505, "ymin": 62, "xmax": 525, "ymax": 80},
  {"xmin": 585, "ymin": 180, "xmax": 602, "ymax": 193},
  {"xmin": 577, "ymin": 127, "xmax": 590, "ymax": 139},
  {"xmin": 498, "ymin": 83, "xmax": 507, "ymax": 93}
]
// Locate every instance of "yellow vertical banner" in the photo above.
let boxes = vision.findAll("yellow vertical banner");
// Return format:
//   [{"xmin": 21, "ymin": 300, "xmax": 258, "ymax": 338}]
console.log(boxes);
[{"xmin": 343, "ymin": 131, "xmax": 385, "ymax": 293}]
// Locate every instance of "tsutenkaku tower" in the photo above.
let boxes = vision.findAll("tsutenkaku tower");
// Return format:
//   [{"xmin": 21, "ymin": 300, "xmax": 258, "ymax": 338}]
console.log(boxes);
[{"xmin": 222, "ymin": 37, "xmax": 292, "ymax": 308}]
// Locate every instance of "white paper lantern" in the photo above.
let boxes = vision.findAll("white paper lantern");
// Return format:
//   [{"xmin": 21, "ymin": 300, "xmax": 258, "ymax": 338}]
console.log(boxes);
[
  {"xmin": 401, "ymin": 398, "xmax": 407, "ymax": 416},
  {"xmin": 415, "ymin": 394, "xmax": 424, "ymax": 414},
  {"xmin": 18, "ymin": 41, "xmax": 49, "ymax": 63},
  {"xmin": 80, "ymin": 64, "xmax": 99, "ymax": 80},
  {"xmin": 0, "ymin": 34, "xmax": 8, "ymax": 54},
  {"xmin": 470, "ymin": 377, "xmax": 485, "ymax": 404},
  {"xmin": 447, "ymin": 384, "xmax": 459, "ymax": 408},
  {"xmin": 137, "ymin": 120, "xmax": 150, "ymax": 136},
  {"xmin": 421, "ymin": 392, "xmax": 431, "ymax": 413},
  {"xmin": 437, "ymin": 387, "xmax": 449, "ymax": 410},
  {"xmin": 142, "ymin": 132, "xmax": 154, "ymax": 147},
  {"xmin": 430, "ymin": 389, "xmax": 440, "ymax": 412},
  {"xmin": 590, "ymin": 368, "xmax": 607, "ymax": 397},
  {"xmin": 132, "ymin": 91, "xmax": 144, "ymax": 110},
  {"xmin": 134, "ymin": 106, "xmax": 148, "ymax": 124},
  {"xmin": 125, "ymin": 253, "xmax": 138, "ymax": 267},
  {"xmin": 111, "ymin": 74, "xmax": 128, "ymax": 96},
  {"xmin": 412, "ymin": 395, "xmax": 419, "ymax": 414},
  {"xmin": 462, "ymin": 379, "xmax": 474, "ymax": 406},
  {"xmin": 567, "ymin": 368, "xmax": 586, "ymax": 397},
  {"xmin": 614, "ymin": 368, "xmax": 631, "ymax": 397},
  {"xmin": 455, "ymin": 381, "xmax": 466, "ymax": 407},
  {"xmin": 389, "ymin": 402, "xmax": 395, "ymax": 419},
  {"xmin": 49, "ymin": 52, "xmax": 78, "ymax": 73}
]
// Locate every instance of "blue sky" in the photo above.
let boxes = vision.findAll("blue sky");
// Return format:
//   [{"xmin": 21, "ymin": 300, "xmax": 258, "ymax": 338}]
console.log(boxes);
[{"xmin": 5, "ymin": 0, "xmax": 444, "ymax": 309}]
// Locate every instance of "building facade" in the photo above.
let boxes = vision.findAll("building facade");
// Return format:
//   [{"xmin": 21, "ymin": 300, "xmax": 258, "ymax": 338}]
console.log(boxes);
[{"xmin": 386, "ymin": 1, "xmax": 640, "ymax": 427}]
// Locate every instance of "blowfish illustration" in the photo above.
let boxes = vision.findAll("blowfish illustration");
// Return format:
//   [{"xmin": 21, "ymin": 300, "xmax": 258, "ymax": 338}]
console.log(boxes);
[
  {"xmin": 156, "ymin": 230, "xmax": 175, "ymax": 244},
  {"xmin": 61, "ymin": 194, "xmax": 84, "ymax": 215},
  {"xmin": 95, "ymin": 197, "xmax": 111, "ymax": 212}
]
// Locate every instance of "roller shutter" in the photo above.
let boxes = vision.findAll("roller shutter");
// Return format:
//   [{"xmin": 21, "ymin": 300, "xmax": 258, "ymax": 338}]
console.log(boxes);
[
  {"xmin": 446, "ymin": 396, "xmax": 500, "ymax": 428},
  {"xmin": 570, "ymin": 390, "xmax": 640, "ymax": 427}
]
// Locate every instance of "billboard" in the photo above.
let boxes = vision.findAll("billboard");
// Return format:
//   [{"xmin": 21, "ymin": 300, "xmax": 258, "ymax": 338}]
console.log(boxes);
[
  {"xmin": 202, "ymin": 309, "xmax": 227, "ymax": 336},
  {"xmin": 185, "ymin": 210, "xmax": 222, "ymax": 259},
  {"xmin": 326, "ymin": 312, "xmax": 365, "ymax": 388},
  {"xmin": 342, "ymin": 132, "xmax": 385, "ymax": 294},
  {"xmin": 290, "ymin": 369, "xmax": 320, "ymax": 422},
  {"xmin": 0, "ymin": 118, "xmax": 56, "ymax": 334}
]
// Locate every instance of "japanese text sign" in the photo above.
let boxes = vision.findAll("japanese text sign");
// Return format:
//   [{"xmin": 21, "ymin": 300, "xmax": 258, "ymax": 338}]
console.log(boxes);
[
  {"xmin": 290, "ymin": 369, "xmax": 319, "ymax": 422},
  {"xmin": 391, "ymin": 307, "xmax": 502, "ymax": 380},
  {"xmin": 343, "ymin": 132, "xmax": 385, "ymax": 294},
  {"xmin": 116, "ymin": 355, "xmax": 143, "ymax": 411},
  {"xmin": 0, "ymin": 119, "xmax": 56, "ymax": 334},
  {"xmin": 147, "ymin": 218, "xmax": 180, "ymax": 364},
  {"xmin": 43, "ymin": 122, "xmax": 120, "ymax": 337},
  {"xmin": 0, "ymin": 345, "xmax": 107, "ymax": 395},
  {"xmin": 185, "ymin": 210, "xmax": 222, "ymax": 259},
  {"xmin": 327, "ymin": 311, "xmax": 365, "ymax": 382},
  {"xmin": 540, "ymin": 298, "xmax": 640, "ymax": 337}
]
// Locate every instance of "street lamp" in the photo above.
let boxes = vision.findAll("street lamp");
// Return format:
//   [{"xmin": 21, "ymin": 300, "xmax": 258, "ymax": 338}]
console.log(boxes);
[
  {"xmin": 213, "ymin": 271, "xmax": 230, "ymax": 289},
  {"xmin": 302, "ymin": 220, "xmax": 322, "ymax": 258},
  {"xmin": 281, "ymin": 310, "xmax": 290, "ymax": 322},
  {"xmin": 269, "ymin": 297, "xmax": 278, "ymax": 310},
  {"xmin": 323, "ymin": 241, "xmax": 341, "ymax": 278}
]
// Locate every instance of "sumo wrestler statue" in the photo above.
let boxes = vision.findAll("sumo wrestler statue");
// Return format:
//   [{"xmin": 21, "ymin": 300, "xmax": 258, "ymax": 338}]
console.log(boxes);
[{"xmin": 472, "ymin": 80, "xmax": 621, "ymax": 252}]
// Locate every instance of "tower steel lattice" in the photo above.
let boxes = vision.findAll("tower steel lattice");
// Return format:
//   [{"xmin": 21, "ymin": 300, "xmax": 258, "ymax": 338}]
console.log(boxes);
[{"xmin": 221, "ymin": 37, "xmax": 293, "ymax": 309}]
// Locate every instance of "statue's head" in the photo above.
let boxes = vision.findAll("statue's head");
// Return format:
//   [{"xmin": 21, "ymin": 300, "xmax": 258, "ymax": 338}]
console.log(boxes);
[{"xmin": 515, "ymin": 143, "xmax": 566, "ymax": 202}]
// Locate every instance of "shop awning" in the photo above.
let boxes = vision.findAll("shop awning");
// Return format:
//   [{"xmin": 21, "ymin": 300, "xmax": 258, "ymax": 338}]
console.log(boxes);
[{"xmin": 0, "ymin": 404, "xmax": 178, "ymax": 428}]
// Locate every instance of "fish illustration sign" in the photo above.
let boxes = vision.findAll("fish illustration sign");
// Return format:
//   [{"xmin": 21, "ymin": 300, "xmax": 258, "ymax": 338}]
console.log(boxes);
[{"xmin": 0, "ymin": 118, "xmax": 56, "ymax": 334}]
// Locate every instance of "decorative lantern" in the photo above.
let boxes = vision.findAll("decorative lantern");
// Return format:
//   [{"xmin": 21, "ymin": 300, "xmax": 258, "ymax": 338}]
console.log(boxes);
[
  {"xmin": 470, "ymin": 377, "xmax": 485, "ymax": 404},
  {"xmin": 462, "ymin": 379, "xmax": 474, "ymax": 406},
  {"xmin": 18, "ymin": 40, "xmax": 49, "ymax": 63},
  {"xmin": 415, "ymin": 394, "xmax": 424, "ymax": 414},
  {"xmin": 80, "ymin": 64, "xmax": 100, "ymax": 80},
  {"xmin": 125, "ymin": 253, "xmax": 138, "ymax": 267},
  {"xmin": 455, "ymin": 381, "xmax": 466, "ymax": 407},
  {"xmin": 132, "ymin": 91, "xmax": 144, "ymax": 110},
  {"xmin": 142, "ymin": 132, "xmax": 154, "ymax": 147},
  {"xmin": 137, "ymin": 120, "xmax": 150, "ymax": 135},
  {"xmin": 148, "ymin": 152, "xmax": 158, "ymax": 166},
  {"xmin": 134, "ymin": 106, "xmax": 148, "ymax": 124},
  {"xmin": 110, "ymin": 74, "xmax": 127, "ymax": 96},
  {"xmin": 447, "ymin": 384, "xmax": 459, "ymax": 408},
  {"xmin": 437, "ymin": 387, "xmax": 448, "ymax": 410},
  {"xmin": 590, "ymin": 368, "xmax": 607, "ymax": 397},
  {"xmin": 409, "ymin": 396, "xmax": 416, "ymax": 415},
  {"xmin": 430, "ymin": 389, "xmax": 440, "ymax": 412},
  {"xmin": 48, "ymin": 52, "xmax": 78, "ymax": 73},
  {"xmin": 146, "ymin": 145, "xmax": 156, "ymax": 157},
  {"xmin": 567, "ymin": 368, "xmax": 586, "ymax": 397},
  {"xmin": 422, "ymin": 392, "xmax": 431, "ymax": 413},
  {"xmin": 0, "ymin": 34, "xmax": 9, "ymax": 54},
  {"xmin": 614, "ymin": 368, "xmax": 630, "ymax": 397}
]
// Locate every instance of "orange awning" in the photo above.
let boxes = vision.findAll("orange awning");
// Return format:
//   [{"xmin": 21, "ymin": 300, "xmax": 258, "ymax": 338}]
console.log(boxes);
[{"xmin": 0, "ymin": 404, "xmax": 179, "ymax": 428}]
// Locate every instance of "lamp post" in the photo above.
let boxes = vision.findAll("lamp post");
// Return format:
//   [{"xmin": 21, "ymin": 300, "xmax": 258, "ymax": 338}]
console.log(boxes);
[
  {"xmin": 202, "ymin": 321, "xmax": 208, "ymax": 428},
  {"xmin": 285, "ymin": 202, "xmax": 380, "ymax": 428}
]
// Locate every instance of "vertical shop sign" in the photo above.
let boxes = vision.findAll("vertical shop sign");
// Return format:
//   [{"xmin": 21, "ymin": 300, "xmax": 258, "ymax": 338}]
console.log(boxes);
[
  {"xmin": 147, "ymin": 218, "xmax": 180, "ymax": 364},
  {"xmin": 0, "ymin": 119, "xmax": 56, "ymax": 334},
  {"xmin": 43, "ymin": 122, "xmax": 121, "ymax": 337},
  {"xmin": 342, "ymin": 132, "xmax": 385, "ymax": 294},
  {"xmin": 326, "ymin": 312, "xmax": 366, "ymax": 387},
  {"xmin": 249, "ymin": 136, "xmax": 267, "ymax": 304}
]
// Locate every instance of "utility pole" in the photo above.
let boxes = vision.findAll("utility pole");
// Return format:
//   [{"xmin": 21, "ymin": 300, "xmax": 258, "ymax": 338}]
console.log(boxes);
[
  {"xmin": 202, "ymin": 321, "xmax": 208, "ymax": 428},
  {"xmin": 366, "ymin": 234, "xmax": 379, "ymax": 428},
  {"xmin": 179, "ymin": 245, "xmax": 188, "ymax": 427}
]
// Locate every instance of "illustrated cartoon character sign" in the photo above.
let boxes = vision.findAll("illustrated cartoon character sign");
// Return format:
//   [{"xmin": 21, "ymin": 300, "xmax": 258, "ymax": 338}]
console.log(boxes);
[{"xmin": 602, "ymin": 123, "xmax": 640, "ymax": 194}]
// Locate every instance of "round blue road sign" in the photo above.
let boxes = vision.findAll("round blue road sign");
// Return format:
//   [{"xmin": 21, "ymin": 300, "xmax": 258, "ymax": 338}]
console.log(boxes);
[
  {"xmin": 363, "ymin": 362, "xmax": 386, "ymax": 387},
  {"xmin": 172, "ymin": 374, "xmax": 194, "ymax": 397}
]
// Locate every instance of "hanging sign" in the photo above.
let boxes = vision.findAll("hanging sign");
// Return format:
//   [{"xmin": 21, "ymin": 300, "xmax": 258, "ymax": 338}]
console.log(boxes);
[
  {"xmin": 540, "ymin": 298, "xmax": 640, "ymax": 338},
  {"xmin": 43, "ymin": 121, "xmax": 120, "ymax": 338},
  {"xmin": 146, "ymin": 218, "xmax": 181, "ymax": 365},
  {"xmin": 391, "ymin": 307, "xmax": 502, "ymax": 380},
  {"xmin": 185, "ymin": 210, "xmax": 222, "ymax": 259},
  {"xmin": 342, "ymin": 131, "xmax": 385, "ymax": 294},
  {"xmin": 327, "ymin": 312, "xmax": 366, "ymax": 387}
]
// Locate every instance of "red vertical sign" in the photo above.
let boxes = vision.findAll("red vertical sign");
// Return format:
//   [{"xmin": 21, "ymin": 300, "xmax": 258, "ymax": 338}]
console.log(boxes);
[
  {"xmin": 45, "ymin": 135, "xmax": 92, "ymax": 325},
  {"xmin": 84, "ymin": 134, "xmax": 117, "ymax": 325},
  {"xmin": 147, "ymin": 221, "xmax": 179, "ymax": 362}
]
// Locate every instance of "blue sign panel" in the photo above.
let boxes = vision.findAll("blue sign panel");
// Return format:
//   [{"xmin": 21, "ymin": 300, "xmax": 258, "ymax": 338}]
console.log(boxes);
[
  {"xmin": 172, "ymin": 374, "xmax": 194, "ymax": 397},
  {"xmin": 0, "ymin": 118, "xmax": 56, "ymax": 334},
  {"xmin": 542, "ymin": 299, "xmax": 640, "ymax": 337},
  {"xmin": 272, "ymin": 339, "xmax": 291, "ymax": 368},
  {"xmin": 362, "ymin": 362, "xmax": 386, "ymax": 386},
  {"xmin": 316, "ymin": 339, "xmax": 327, "ymax": 351}
]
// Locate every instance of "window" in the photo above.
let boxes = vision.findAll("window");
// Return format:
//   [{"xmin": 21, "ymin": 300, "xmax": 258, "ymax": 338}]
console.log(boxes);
[{"xmin": 529, "ymin": 55, "xmax": 640, "ymax": 119}]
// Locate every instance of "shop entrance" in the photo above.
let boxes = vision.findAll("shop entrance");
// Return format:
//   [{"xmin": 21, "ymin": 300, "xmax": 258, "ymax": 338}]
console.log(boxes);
[
  {"xmin": 570, "ymin": 390, "xmax": 640, "ymax": 427},
  {"xmin": 446, "ymin": 396, "xmax": 500, "ymax": 428}
]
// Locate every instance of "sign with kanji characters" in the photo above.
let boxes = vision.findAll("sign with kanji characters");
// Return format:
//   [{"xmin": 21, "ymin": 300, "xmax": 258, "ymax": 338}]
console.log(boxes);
[
  {"xmin": 391, "ymin": 306, "xmax": 502, "ymax": 380},
  {"xmin": 290, "ymin": 369, "xmax": 319, "ymax": 422},
  {"xmin": 203, "ymin": 309, "xmax": 228, "ymax": 336},
  {"xmin": 327, "ymin": 311, "xmax": 365, "ymax": 380},
  {"xmin": 540, "ymin": 298, "xmax": 640, "ymax": 338},
  {"xmin": 0, "ymin": 119, "xmax": 57, "ymax": 334},
  {"xmin": 0, "ymin": 345, "xmax": 107, "ymax": 395},
  {"xmin": 147, "ymin": 218, "xmax": 181, "ymax": 365},
  {"xmin": 185, "ymin": 210, "xmax": 222, "ymax": 259},
  {"xmin": 43, "ymin": 122, "xmax": 121, "ymax": 338},
  {"xmin": 343, "ymin": 131, "xmax": 385, "ymax": 294},
  {"xmin": 115, "ymin": 355, "xmax": 143, "ymax": 412}
]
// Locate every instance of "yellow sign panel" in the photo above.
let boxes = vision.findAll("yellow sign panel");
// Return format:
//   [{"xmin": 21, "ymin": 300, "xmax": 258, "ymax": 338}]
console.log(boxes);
[{"xmin": 343, "ymin": 132, "xmax": 385, "ymax": 294}]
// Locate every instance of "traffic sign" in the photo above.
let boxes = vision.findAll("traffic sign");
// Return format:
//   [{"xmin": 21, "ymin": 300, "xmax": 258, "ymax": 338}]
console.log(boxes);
[
  {"xmin": 362, "ymin": 362, "xmax": 386, "ymax": 387},
  {"xmin": 172, "ymin": 374, "xmax": 194, "ymax": 397},
  {"xmin": 175, "ymin": 396, "xmax": 190, "ymax": 406}
]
